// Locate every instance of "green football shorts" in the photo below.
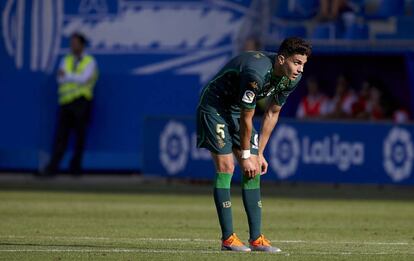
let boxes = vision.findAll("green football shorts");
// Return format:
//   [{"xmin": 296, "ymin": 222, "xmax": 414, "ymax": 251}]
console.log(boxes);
[{"xmin": 196, "ymin": 108, "xmax": 259, "ymax": 155}]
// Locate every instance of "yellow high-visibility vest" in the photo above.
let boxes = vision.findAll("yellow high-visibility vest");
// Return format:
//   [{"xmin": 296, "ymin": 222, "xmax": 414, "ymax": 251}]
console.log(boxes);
[{"xmin": 58, "ymin": 54, "xmax": 98, "ymax": 105}]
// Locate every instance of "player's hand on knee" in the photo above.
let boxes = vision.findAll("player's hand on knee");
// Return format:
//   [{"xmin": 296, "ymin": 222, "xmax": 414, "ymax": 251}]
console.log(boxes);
[
  {"xmin": 258, "ymin": 154, "xmax": 268, "ymax": 175},
  {"xmin": 241, "ymin": 158, "xmax": 257, "ymax": 178}
]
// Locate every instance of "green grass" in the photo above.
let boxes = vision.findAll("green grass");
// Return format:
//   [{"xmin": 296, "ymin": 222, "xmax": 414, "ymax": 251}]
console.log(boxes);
[{"xmin": 0, "ymin": 180, "xmax": 414, "ymax": 260}]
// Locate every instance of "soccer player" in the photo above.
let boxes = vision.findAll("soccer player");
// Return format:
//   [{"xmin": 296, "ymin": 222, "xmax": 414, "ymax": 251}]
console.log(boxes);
[{"xmin": 196, "ymin": 37, "xmax": 311, "ymax": 252}]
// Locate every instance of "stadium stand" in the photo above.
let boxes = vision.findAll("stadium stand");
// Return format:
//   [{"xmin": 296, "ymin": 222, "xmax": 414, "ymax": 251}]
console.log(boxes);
[{"xmin": 270, "ymin": 0, "xmax": 414, "ymax": 41}]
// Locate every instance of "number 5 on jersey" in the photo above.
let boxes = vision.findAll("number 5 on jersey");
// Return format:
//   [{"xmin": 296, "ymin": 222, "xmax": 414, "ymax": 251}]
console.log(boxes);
[{"xmin": 216, "ymin": 124, "xmax": 225, "ymax": 139}]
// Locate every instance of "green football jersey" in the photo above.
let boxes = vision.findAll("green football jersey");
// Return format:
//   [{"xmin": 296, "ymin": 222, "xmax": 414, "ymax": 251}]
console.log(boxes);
[{"xmin": 198, "ymin": 51, "xmax": 301, "ymax": 115}]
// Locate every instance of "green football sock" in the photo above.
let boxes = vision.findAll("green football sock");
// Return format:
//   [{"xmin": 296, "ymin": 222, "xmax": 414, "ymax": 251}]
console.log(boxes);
[
  {"xmin": 242, "ymin": 174, "xmax": 262, "ymax": 241},
  {"xmin": 214, "ymin": 172, "xmax": 233, "ymax": 240}
]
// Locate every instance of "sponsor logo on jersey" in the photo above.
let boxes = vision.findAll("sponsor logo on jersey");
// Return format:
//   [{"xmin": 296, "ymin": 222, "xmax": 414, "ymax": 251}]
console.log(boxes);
[
  {"xmin": 242, "ymin": 90, "xmax": 255, "ymax": 103},
  {"xmin": 216, "ymin": 137, "xmax": 226, "ymax": 149}
]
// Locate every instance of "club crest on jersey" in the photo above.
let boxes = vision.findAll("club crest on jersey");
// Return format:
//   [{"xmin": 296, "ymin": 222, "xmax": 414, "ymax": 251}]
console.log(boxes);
[
  {"xmin": 278, "ymin": 77, "xmax": 290, "ymax": 91},
  {"xmin": 242, "ymin": 90, "xmax": 255, "ymax": 103}
]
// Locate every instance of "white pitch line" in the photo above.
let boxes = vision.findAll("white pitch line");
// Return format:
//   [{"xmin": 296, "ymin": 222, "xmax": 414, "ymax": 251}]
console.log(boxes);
[
  {"xmin": 0, "ymin": 235, "xmax": 412, "ymax": 246},
  {"xmin": 0, "ymin": 249, "xmax": 414, "ymax": 255},
  {"xmin": 0, "ymin": 249, "xmax": 224, "ymax": 254},
  {"xmin": 0, "ymin": 235, "xmax": 217, "ymax": 242},
  {"xmin": 289, "ymin": 251, "xmax": 414, "ymax": 256},
  {"xmin": 273, "ymin": 240, "xmax": 411, "ymax": 245}
]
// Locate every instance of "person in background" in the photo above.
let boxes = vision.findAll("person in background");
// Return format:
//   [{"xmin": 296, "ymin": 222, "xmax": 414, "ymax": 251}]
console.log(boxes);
[
  {"xmin": 366, "ymin": 85, "xmax": 384, "ymax": 121},
  {"xmin": 326, "ymin": 74, "xmax": 357, "ymax": 119},
  {"xmin": 393, "ymin": 108, "xmax": 410, "ymax": 123},
  {"xmin": 351, "ymin": 80, "xmax": 371, "ymax": 119},
  {"xmin": 316, "ymin": 0, "xmax": 356, "ymax": 21},
  {"xmin": 296, "ymin": 76, "xmax": 329, "ymax": 119},
  {"xmin": 242, "ymin": 37, "xmax": 262, "ymax": 52},
  {"xmin": 41, "ymin": 32, "xmax": 98, "ymax": 177}
]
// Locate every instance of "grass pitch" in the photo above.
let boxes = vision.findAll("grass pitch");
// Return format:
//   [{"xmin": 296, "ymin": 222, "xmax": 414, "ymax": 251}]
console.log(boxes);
[{"xmin": 0, "ymin": 175, "xmax": 413, "ymax": 260}]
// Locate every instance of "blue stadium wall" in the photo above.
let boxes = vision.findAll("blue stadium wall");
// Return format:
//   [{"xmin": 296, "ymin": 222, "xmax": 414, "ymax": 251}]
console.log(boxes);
[
  {"xmin": 0, "ymin": 0, "xmax": 251, "ymax": 171},
  {"xmin": 1, "ymin": 0, "xmax": 414, "ymax": 185}
]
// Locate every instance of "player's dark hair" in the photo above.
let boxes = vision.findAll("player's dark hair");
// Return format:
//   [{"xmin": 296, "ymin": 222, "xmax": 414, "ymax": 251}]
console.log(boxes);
[
  {"xmin": 278, "ymin": 37, "xmax": 312, "ymax": 58},
  {"xmin": 71, "ymin": 32, "xmax": 87, "ymax": 46}
]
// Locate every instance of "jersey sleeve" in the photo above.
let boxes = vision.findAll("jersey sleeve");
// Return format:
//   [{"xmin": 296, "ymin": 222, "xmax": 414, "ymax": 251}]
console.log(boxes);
[
  {"xmin": 239, "ymin": 68, "xmax": 263, "ymax": 110},
  {"xmin": 273, "ymin": 74, "xmax": 302, "ymax": 106}
]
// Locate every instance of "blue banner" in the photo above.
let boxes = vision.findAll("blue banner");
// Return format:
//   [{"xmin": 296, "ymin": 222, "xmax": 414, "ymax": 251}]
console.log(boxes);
[
  {"xmin": 143, "ymin": 117, "xmax": 414, "ymax": 185},
  {"xmin": 0, "ymin": 0, "xmax": 252, "ymax": 170}
]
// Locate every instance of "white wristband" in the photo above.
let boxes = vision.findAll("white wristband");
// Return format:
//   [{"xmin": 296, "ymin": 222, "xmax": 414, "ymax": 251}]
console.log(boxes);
[{"xmin": 241, "ymin": 150, "xmax": 251, "ymax": 159}]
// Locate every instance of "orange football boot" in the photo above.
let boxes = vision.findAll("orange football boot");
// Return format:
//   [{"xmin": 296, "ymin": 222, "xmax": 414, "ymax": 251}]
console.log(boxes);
[
  {"xmin": 249, "ymin": 234, "xmax": 281, "ymax": 253},
  {"xmin": 221, "ymin": 233, "xmax": 251, "ymax": 252}
]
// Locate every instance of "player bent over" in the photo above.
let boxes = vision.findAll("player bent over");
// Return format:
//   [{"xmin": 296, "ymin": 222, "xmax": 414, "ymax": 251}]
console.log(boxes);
[{"xmin": 196, "ymin": 37, "xmax": 312, "ymax": 252}]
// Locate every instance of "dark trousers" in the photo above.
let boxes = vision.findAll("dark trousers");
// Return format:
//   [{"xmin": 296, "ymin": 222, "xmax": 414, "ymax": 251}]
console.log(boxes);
[{"xmin": 46, "ymin": 98, "xmax": 91, "ymax": 174}]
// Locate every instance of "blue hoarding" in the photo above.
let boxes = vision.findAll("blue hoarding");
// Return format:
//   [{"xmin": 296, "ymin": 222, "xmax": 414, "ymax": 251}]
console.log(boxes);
[
  {"xmin": 143, "ymin": 117, "xmax": 414, "ymax": 185},
  {"xmin": 0, "ymin": 0, "xmax": 252, "ymax": 170}
]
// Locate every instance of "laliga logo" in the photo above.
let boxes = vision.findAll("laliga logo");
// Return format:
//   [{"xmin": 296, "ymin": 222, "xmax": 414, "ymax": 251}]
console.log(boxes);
[
  {"xmin": 269, "ymin": 125, "xmax": 300, "ymax": 179},
  {"xmin": 302, "ymin": 134, "xmax": 364, "ymax": 171},
  {"xmin": 269, "ymin": 124, "xmax": 365, "ymax": 179},
  {"xmin": 383, "ymin": 127, "xmax": 414, "ymax": 182},
  {"xmin": 159, "ymin": 121, "xmax": 190, "ymax": 175}
]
